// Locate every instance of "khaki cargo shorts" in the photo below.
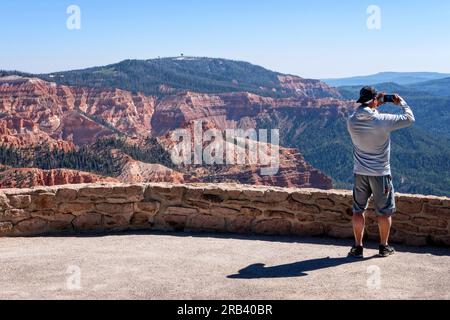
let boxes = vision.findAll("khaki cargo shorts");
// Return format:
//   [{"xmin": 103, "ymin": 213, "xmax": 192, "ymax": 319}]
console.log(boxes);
[{"xmin": 352, "ymin": 174, "xmax": 396, "ymax": 216}]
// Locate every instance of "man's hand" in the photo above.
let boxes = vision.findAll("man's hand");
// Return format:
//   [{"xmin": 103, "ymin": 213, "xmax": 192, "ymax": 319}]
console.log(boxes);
[{"xmin": 393, "ymin": 94, "xmax": 402, "ymax": 106}]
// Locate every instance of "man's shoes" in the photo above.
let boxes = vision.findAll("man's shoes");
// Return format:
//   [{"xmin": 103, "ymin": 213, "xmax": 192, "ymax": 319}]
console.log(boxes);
[
  {"xmin": 348, "ymin": 246, "xmax": 364, "ymax": 259},
  {"xmin": 379, "ymin": 245, "xmax": 395, "ymax": 257}
]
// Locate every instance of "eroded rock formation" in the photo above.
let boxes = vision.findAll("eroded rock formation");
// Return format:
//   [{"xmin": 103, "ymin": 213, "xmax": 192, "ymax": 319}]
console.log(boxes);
[
  {"xmin": 151, "ymin": 91, "xmax": 351, "ymax": 136},
  {"xmin": 0, "ymin": 76, "xmax": 337, "ymax": 189},
  {"xmin": 0, "ymin": 76, "xmax": 156, "ymax": 145},
  {"xmin": 0, "ymin": 168, "xmax": 118, "ymax": 188}
]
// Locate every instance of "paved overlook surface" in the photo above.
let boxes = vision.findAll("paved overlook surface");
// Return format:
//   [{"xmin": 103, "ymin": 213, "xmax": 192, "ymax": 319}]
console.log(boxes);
[{"xmin": 0, "ymin": 232, "xmax": 449, "ymax": 300}]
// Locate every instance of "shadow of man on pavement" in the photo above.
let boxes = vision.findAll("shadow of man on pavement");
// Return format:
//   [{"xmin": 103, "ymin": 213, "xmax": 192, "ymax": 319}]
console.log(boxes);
[{"xmin": 228, "ymin": 256, "xmax": 373, "ymax": 279}]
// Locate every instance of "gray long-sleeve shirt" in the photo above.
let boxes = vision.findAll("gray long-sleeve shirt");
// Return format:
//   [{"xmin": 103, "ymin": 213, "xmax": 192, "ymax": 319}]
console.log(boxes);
[{"xmin": 347, "ymin": 99, "xmax": 415, "ymax": 176}]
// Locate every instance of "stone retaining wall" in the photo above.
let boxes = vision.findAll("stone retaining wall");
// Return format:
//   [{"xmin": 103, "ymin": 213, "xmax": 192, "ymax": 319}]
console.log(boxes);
[{"xmin": 1, "ymin": 183, "xmax": 449, "ymax": 246}]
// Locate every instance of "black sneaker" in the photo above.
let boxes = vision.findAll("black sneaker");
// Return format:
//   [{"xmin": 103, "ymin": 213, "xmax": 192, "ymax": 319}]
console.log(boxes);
[
  {"xmin": 379, "ymin": 245, "xmax": 395, "ymax": 257},
  {"xmin": 348, "ymin": 246, "xmax": 364, "ymax": 259}
]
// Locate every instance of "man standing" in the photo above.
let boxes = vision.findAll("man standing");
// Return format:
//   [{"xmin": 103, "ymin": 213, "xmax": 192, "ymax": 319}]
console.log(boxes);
[{"xmin": 347, "ymin": 87, "xmax": 415, "ymax": 258}]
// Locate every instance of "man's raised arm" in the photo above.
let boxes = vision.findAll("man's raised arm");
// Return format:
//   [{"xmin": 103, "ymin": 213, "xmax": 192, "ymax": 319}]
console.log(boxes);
[{"xmin": 377, "ymin": 96, "xmax": 415, "ymax": 132}]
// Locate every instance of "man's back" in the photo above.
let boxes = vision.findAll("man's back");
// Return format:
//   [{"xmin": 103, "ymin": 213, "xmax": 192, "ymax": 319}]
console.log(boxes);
[{"xmin": 347, "ymin": 101, "xmax": 415, "ymax": 176}]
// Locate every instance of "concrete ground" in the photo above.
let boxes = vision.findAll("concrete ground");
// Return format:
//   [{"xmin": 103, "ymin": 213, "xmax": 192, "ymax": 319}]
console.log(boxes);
[{"xmin": 0, "ymin": 232, "xmax": 449, "ymax": 300}]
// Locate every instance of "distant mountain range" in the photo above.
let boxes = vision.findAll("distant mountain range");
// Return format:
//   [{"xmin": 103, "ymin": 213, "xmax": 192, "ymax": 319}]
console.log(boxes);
[
  {"xmin": 409, "ymin": 77, "xmax": 450, "ymax": 97},
  {"xmin": 1, "ymin": 59, "xmax": 449, "ymax": 196},
  {"xmin": 31, "ymin": 57, "xmax": 340, "ymax": 99},
  {"xmin": 323, "ymin": 72, "xmax": 450, "ymax": 87}
]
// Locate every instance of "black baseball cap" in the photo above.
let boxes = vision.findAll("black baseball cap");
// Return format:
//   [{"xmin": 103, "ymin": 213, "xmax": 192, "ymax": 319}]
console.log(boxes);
[{"xmin": 357, "ymin": 86, "xmax": 378, "ymax": 104}]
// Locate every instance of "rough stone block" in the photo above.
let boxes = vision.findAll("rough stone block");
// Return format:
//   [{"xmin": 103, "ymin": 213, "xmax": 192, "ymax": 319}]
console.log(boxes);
[
  {"xmin": 291, "ymin": 222, "xmax": 324, "ymax": 236},
  {"xmin": 78, "ymin": 187, "xmax": 113, "ymax": 199},
  {"xmin": 131, "ymin": 212, "xmax": 153, "ymax": 226},
  {"xmin": 187, "ymin": 215, "xmax": 225, "ymax": 231},
  {"xmin": 0, "ymin": 193, "xmax": 10, "ymax": 210},
  {"xmin": 8, "ymin": 195, "xmax": 31, "ymax": 209},
  {"xmin": 164, "ymin": 214, "xmax": 188, "ymax": 231},
  {"xmin": 0, "ymin": 222, "xmax": 13, "ymax": 234},
  {"xmin": 390, "ymin": 230, "xmax": 408, "ymax": 243},
  {"xmin": 290, "ymin": 191, "xmax": 315, "ymax": 204},
  {"xmin": 30, "ymin": 193, "xmax": 56, "ymax": 211},
  {"xmin": 315, "ymin": 198, "xmax": 336, "ymax": 208},
  {"xmin": 145, "ymin": 185, "xmax": 185, "ymax": 202},
  {"xmin": 201, "ymin": 193, "xmax": 226, "ymax": 204},
  {"xmin": 263, "ymin": 190, "xmax": 290, "ymax": 203},
  {"xmin": 366, "ymin": 225, "xmax": 380, "ymax": 235},
  {"xmin": 73, "ymin": 213, "xmax": 103, "ymax": 231},
  {"xmin": 211, "ymin": 206, "xmax": 240, "ymax": 217},
  {"xmin": 111, "ymin": 185, "xmax": 144, "ymax": 202},
  {"xmin": 392, "ymin": 223, "xmax": 420, "ymax": 233},
  {"xmin": 31, "ymin": 210, "xmax": 56, "ymax": 219},
  {"xmin": 412, "ymin": 217, "xmax": 447, "ymax": 229},
  {"xmin": 134, "ymin": 202, "xmax": 160, "ymax": 214},
  {"xmin": 405, "ymin": 236, "xmax": 429, "ymax": 246},
  {"xmin": 320, "ymin": 209, "xmax": 345, "ymax": 217},
  {"xmin": 240, "ymin": 189, "xmax": 266, "ymax": 202},
  {"xmin": 226, "ymin": 215, "xmax": 255, "ymax": 234},
  {"xmin": 224, "ymin": 189, "xmax": 243, "ymax": 200},
  {"xmin": 104, "ymin": 214, "xmax": 131, "ymax": 229},
  {"xmin": 397, "ymin": 200, "xmax": 423, "ymax": 215},
  {"xmin": 185, "ymin": 199, "xmax": 211, "ymax": 210},
  {"xmin": 394, "ymin": 213, "xmax": 411, "ymax": 221},
  {"xmin": 252, "ymin": 219, "xmax": 291, "ymax": 235},
  {"xmin": 166, "ymin": 207, "xmax": 198, "ymax": 215},
  {"xmin": 2, "ymin": 209, "xmax": 30, "ymax": 223},
  {"xmin": 431, "ymin": 236, "xmax": 450, "ymax": 246},
  {"xmin": 294, "ymin": 214, "xmax": 315, "ymax": 222},
  {"xmin": 59, "ymin": 202, "xmax": 94, "ymax": 215},
  {"xmin": 95, "ymin": 203, "xmax": 134, "ymax": 215},
  {"xmin": 326, "ymin": 225, "xmax": 354, "ymax": 239},
  {"xmin": 184, "ymin": 188, "xmax": 204, "ymax": 201},
  {"xmin": 264, "ymin": 210, "xmax": 296, "ymax": 220},
  {"xmin": 16, "ymin": 218, "xmax": 49, "ymax": 235},
  {"xmin": 422, "ymin": 204, "xmax": 450, "ymax": 216},
  {"xmin": 55, "ymin": 188, "xmax": 78, "ymax": 203},
  {"xmin": 283, "ymin": 200, "xmax": 320, "ymax": 215},
  {"xmin": 47, "ymin": 214, "xmax": 75, "ymax": 232},
  {"xmin": 51, "ymin": 214, "xmax": 75, "ymax": 223},
  {"xmin": 240, "ymin": 207, "xmax": 263, "ymax": 216}
]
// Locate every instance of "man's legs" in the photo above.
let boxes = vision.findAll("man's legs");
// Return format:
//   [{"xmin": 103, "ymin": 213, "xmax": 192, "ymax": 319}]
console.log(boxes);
[
  {"xmin": 349, "ymin": 175, "xmax": 371, "ymax": 257},
  {"xmin": 353, "ymin": 213, "xmax": 366, "ymax": 247},
  {"xmin": 378, "ymin": 216, "xmax": 392, "ymax": 246},
  {"xmin": 352, "ymin": 175, "xmax": 371, "ymax": 247},
  {"xmin": 371, "ymin": 175, "xmax": 396, "ymax": 257}
]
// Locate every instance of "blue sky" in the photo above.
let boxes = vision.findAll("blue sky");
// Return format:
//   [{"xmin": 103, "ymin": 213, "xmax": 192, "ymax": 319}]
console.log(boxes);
[{"xmin": 1, "ymin": 0, "xmax": 450, "ymax": 78}]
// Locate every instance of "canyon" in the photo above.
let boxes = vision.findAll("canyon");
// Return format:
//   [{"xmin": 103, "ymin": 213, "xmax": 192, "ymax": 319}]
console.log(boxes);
[
  {"xmin": 1, "ymin": 57, "xmax": 448, "ymax": 196},
  {"xmin": 0, "ymin": 74, "xmax": 337, "ymax": 189}
]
